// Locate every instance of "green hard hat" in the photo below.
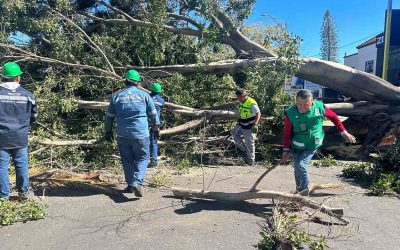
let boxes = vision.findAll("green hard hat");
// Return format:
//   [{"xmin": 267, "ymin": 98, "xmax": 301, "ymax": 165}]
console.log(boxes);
[
  {"xmin": 151, "ymin": 82, "xmax": 162, "ymax": 93},
  {"xmin": 125, "ymin": 69, "xmax": 140, "ymax": 82},
  {"xmin": 2, "ymin": 62, "xmax": 23, "ymax": 77}
]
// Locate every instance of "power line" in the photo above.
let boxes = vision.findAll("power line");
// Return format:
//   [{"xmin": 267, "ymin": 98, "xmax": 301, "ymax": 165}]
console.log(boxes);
[
  {"xmin": 339, "ymin": 31, "xmax": 382, "ymax": 49},
  {"xmin": 306, "ymin": 31, "xmax": 382, "ymax": 57}
]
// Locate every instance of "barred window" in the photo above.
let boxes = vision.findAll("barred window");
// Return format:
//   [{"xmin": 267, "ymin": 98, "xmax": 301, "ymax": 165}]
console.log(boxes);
[{"xmin": 365, "ymin": 60, "xmax": 374, "ymax": 73}]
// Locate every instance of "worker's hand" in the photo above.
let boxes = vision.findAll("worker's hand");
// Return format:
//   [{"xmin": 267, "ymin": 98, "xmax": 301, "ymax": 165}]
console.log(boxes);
[
  {"xmin": 153, "ymin": 126, "xmax": 160, "ymax": 140},
  {"xmin": 281, "ymin": 151, "xmax": 290, "ymax": 162},
  {"xmin": 252, "ymin": 125, "xmax": 259, "ymax": 134},
  {"xmin": 105, "ymin": 131, "xmax": 114, "ymax": 143},
  {"xmin": 341, "ymin": 131, "xmax": 356, "ymax": 144}
]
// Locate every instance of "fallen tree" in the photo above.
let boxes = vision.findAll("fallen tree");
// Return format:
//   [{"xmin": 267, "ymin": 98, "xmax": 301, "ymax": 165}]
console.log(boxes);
[{"xmin": 1, "ymin": 0, "xmax": 398, "ymax": 159}]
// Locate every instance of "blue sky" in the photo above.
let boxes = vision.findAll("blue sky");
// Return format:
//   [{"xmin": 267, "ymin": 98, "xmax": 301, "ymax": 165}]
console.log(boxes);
[{"xmin": 248, "ymin": 0, "xmax": 400, "ymax": 62}]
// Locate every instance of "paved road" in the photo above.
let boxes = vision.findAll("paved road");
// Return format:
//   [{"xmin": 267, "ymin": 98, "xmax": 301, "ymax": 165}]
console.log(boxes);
[{"xmin": 1, "ymin": 165, "xmax": 399, "ymax": 250}]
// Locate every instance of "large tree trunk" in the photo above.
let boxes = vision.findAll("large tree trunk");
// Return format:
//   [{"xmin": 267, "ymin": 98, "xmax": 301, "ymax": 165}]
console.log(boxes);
[{"xmin": 298, "ymin": 58, "xmax": 400, "ymax": 104}]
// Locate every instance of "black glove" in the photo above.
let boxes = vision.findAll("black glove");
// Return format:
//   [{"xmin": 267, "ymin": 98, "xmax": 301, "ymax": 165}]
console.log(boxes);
[
  {"xmin": 105, "ymin": 131, "xmax": 114, "ymax": 142},
  {"xmin": 153, "ymin": 127, "xmax": 160, "ymax": 140}
]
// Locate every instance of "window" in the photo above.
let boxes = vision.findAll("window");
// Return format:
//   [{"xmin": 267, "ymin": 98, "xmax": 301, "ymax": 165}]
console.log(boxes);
[{"xmin": 365, "ymin": 60, "xmax": 374, "ymax": 73}]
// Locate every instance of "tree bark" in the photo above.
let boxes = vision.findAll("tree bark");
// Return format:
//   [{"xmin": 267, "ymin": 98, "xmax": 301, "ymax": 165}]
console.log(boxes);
[
  {"xmin": 118, "ymin": 58, "xmax": 276, "ymax": 78},
  {"xmin": 325, "ymin": 102, "xmax": 390, "ymax": 116},
  {"xmin": 298, "ymin": 58, "xmax": 400, "ymax": 104},
  {"xmin": 161, "ymin": 118, "xmax": 207, "ymax": 136}
]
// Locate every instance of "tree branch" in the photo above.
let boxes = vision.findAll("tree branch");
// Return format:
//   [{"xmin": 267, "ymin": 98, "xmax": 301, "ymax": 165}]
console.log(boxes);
[
  {"xmin": 168, "ymin": 13, "xmax": 203, "ymax": 30},
  {"xmin": 118, "ymin": 57, "xmax": 277, "ymax": 78},
  {"xmin": 78, "ymin": 11, "xmax": 129, "ymax": 25},
  {"xmin": 171, "ymin": 187, "xmax": 348, "ymax": 223},
  {"xmin": 89, "ymin": 1, "xmax": 275, "ymax": 57},
  {"xmin": 73, "ymin": 99, "xmax": 195, "ymax": 111},
  {"xmin": 36, "ymin": 139, "xmax": 102, "ymax": 147},
  {"xmin": 161, "ymin": 117, "xmax": 207, "ymax": 136},
  {"xmin": 0, "ymin": 43, "xmax": 121, "ymax": 80},
  {"xmin": 45, "ymin": 6, "xmax": 116, "ymax": 74},
  {"xmin": 94, "ymin": 0, "xmax": 203, "ymax": 37}
]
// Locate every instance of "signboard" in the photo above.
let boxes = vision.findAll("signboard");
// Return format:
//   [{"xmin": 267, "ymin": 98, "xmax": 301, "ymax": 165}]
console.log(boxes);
[{"xmin": 376, "ymin": 33, "xmax": 385, "ymax": 48}]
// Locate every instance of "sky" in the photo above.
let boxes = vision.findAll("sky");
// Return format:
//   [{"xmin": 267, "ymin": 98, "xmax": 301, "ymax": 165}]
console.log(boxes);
[{"xmin": 247, "ymin": 0, "xmax": 400, "ymax": 62}]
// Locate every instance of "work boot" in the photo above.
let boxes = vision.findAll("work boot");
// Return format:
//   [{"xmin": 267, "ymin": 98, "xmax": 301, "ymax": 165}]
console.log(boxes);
[
  {"xmin": 298, "ymin": 189, "xmax": 309, "ymax": 196},
  {"xmin": 122, "ymin": 185, "xmax": 134, "ymax": 193},
  {"xmin": 18, "ymin": 190, "xmax": 34, "ymax": 200},
  {"xmin": 132, "ymin": 185, "xmax": 143, "ymax": 197},
  {"xmin": 148, "ymin": 161, "xmax": 158, "ymax": 168}
]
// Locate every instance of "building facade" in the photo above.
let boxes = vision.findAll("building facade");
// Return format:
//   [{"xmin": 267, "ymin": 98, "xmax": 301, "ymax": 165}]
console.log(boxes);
[
  {"xmin": 344, "ymin": 9, "xmax": 400, "ymax": 86},
  {"xmin": 344, "ymin": 36, "xmax": 379, "ymax": 74}
]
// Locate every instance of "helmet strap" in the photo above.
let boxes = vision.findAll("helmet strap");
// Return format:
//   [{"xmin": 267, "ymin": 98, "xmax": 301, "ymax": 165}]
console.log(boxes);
[{"xmin": 125, "ymin": 79, "xmax": 139, "ymax": 86}]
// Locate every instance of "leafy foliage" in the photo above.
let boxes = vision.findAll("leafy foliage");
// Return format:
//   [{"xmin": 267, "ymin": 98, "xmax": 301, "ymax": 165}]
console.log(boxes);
[
  {"xmin": 0, "ymin": 0, "xmax": 300, "ymax": 170},
  {"xmin": 341, "ymin": 162, "xmax": 372, "ymax": 179},
  {"xmin": 0, "ymin": 199, "xmax": 46, "ymax": 226},
  {"xmin": 245, "ymin": 23, "xmax": 300, "ymax": 133},
  {"xmin": 257, "ymin": 207, "xmax": 328, "ymax": 250},
  {"xmin": 313, "ymin": 154, "xmax": 337, "ymax": 168},
  {"xmin": 341, "ymin": 145, "xmax": 400, "ymax": 195}
]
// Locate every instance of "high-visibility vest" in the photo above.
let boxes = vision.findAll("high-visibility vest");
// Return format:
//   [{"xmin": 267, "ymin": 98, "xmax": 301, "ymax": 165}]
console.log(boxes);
[
  {"xmin": 238, "ymin": 97, "xmax": 257, "ymax": 129},
  {"xmin": 285, "ymin": 100, "xmax": 325, "ymax": 150}
]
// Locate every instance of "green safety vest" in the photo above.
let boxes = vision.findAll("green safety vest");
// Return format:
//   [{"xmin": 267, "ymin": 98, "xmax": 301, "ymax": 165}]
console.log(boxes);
[
  {"xmin": 238, "ymin": 97, "xmax": 258, "ymax": 129},
  {"xmin": 285, "ymin": 100, "xmax": 325, "ymax": 150}
]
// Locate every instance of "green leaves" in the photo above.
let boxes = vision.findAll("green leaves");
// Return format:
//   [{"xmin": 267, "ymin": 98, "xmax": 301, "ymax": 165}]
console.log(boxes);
[
  {"xmin": 0, "ymin": 0, "xmax": 300, "ymax": 171},
  {"xmin": 0, "ymin": 199, "xmax": 46, "ymax": 226},
  {"xmin": 244, "ymin": 24, "xmax": 300, "ymax": 133},
  {"xmin": 257, "ymin": 208, "xmax": 329, "ymax": 250}
]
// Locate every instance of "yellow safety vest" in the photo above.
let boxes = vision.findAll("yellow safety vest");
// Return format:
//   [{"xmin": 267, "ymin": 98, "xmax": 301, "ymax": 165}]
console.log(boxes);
[{"xmin": 238, "ymin": 97, "xmax": 257, "ymax": 129}]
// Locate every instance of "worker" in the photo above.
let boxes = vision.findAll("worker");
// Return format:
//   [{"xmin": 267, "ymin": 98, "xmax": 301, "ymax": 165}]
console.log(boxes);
[
  {"xmin": 0, "ymin": 62, "xmax": 37, "ymax": 200},
  {"xmin": 149, "ymin": 82, "xmax": 164, "ymax": 167},
  {"xmin": 105, "ymin": 70, "xmax": 159, "ymax": 198},
  {"xmin": 282, "ymin": 89, "xmax": 356, "ymax": 195},
  {"xmin": 231, "ymin": 88, "xmax": 261, "ymax": 166}
]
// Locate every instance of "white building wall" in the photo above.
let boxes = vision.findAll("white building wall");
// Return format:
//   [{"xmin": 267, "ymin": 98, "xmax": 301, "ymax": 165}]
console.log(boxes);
[
  {"xmin": 344, "ymin": 53, "xmax": 359, "ymax": 69},
  {"xmin": 344, "ymin": 44, "xmax": 377, "ymax": 74}
]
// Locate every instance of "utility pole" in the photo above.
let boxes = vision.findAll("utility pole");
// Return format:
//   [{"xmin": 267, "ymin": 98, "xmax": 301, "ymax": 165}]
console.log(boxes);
[{"xmin": 383, "ymin": 0, "xmax": 393, "ymax": 80}]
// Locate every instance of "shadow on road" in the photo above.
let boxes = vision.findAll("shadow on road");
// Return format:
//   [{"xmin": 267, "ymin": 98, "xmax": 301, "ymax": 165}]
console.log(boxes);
[
  {"xmin": 163, "ymin": 195, "xmax": 274, "ymax": 218},
  {"xmin": 33, "ymin": 186, "xmax": 140, "ymax": 203}
]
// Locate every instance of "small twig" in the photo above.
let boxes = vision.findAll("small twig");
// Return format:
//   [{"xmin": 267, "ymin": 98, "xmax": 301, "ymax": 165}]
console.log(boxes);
[
  {"xmin": 29, "ymin": 147, "xmax": 47, "ymax": 156},
  {"xmin": 0, "ymin": 43, "xmax": 120, "ymax": 79}
]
